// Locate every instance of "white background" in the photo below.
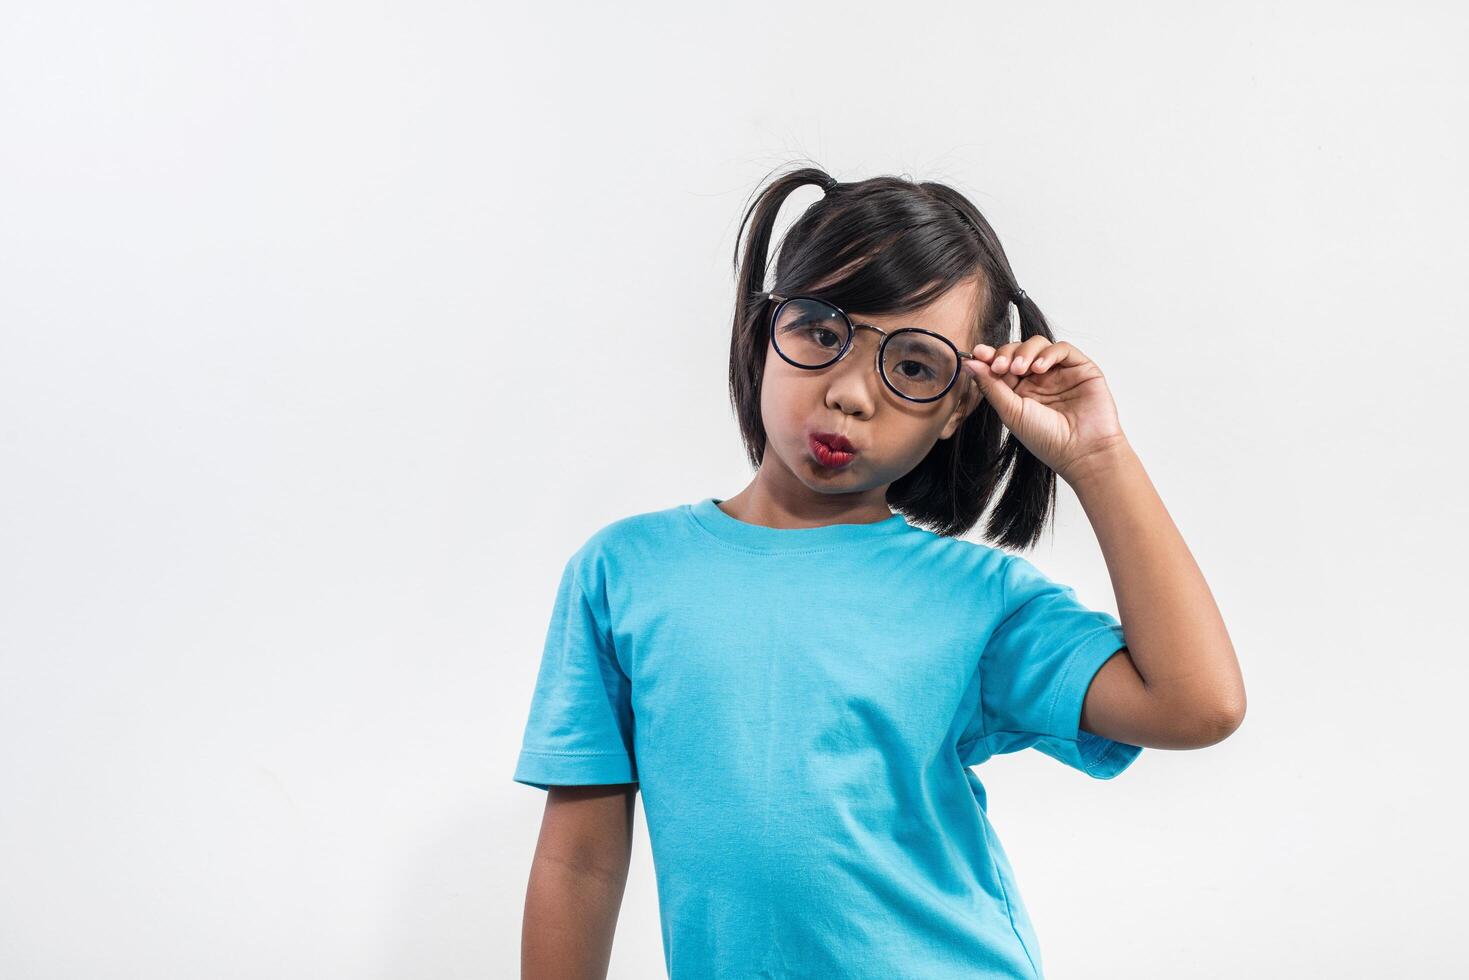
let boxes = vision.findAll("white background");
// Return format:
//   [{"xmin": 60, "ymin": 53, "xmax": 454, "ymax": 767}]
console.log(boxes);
[{"xmin": 2, "ymin": 2, "xmax": 1466, "ymax": 977}]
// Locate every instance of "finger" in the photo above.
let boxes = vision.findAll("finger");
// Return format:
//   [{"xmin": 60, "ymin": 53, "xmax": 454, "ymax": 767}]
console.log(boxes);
[
  {"xmin": 1004, "ymin": 337, "xmax": 1055, "ymax": 376},
  {"xmin": 988, "ymin": 341, "xmax": 1023, "ymax": 373},
  {"xmin": 963, "ymin": 357, "xmax": 1024, "ymax": 423},
  {"xmin": 1028, "ymin": 341, "xmax": 1073, "ymax": 374}
]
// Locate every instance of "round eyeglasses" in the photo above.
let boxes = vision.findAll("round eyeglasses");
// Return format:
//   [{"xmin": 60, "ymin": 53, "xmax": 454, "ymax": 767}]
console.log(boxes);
[{"xmin": 765, "ymin": 292, "xmax": 976, "ymax": 403}]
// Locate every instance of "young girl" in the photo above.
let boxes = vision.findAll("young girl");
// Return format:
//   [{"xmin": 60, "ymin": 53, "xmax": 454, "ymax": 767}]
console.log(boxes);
[{"xmin": 513, "ymin": 166, "xmax": 1246, "ymax": 979}]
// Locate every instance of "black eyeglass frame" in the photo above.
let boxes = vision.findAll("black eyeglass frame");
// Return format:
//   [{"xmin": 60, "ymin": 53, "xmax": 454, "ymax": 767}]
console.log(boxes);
[{"xmin": 764, "ymin": 292, "xmax": 977, "ymax": 404}]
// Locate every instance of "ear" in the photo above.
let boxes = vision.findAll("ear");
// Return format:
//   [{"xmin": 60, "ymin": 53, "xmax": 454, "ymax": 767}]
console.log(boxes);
[{"xmin": 937, "ymin": 374, "xmax": 981, "ymax": 441}]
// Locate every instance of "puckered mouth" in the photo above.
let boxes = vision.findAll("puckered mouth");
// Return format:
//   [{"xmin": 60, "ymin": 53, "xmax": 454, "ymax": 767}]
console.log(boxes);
[{"xmin": 811, "ymin": 431, "xmax": 857, "ymax": 453}]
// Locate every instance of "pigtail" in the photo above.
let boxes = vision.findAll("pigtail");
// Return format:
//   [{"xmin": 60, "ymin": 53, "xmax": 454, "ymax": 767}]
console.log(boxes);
[
  {"xmin": 979, "ymin": 289, "xmax": 1061, "ymax": 551},
  {"xmin": 728, "ymin": 164, "xmax": 838, "ymax": 470},
  {"xmin": 909, "ymin": 186, "xmax": 1065, "ymax": 552}
]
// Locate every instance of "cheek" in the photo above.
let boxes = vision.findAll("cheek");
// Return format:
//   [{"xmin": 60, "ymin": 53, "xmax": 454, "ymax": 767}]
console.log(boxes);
[
  {"xmin": 758, "ymin": 371, "xmax": 801, "ymax": 436},
  {"xmin": 758, "ymin": 352, "xmax": 807, "ymax": 414}
]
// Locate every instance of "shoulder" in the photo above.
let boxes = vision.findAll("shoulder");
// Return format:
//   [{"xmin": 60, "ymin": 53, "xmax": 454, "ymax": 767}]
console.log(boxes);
[
  {"xmin": 899, "ymin": 522, "xmax": 1011, "ymax": 573},
  {"xmin": 577, "ymin": 500, "xmax": 689, "ymax": 553},
  {"xmin": 881, "ymin": 522, "xmax": 1014, "ymax": 605},
  {"xmin": 563, "ymin": 501, "xmax": 696, "ymax": 582},
  {"xmin": 902, "ymin": 529, "xmax": 1079, "ymax": 597}
]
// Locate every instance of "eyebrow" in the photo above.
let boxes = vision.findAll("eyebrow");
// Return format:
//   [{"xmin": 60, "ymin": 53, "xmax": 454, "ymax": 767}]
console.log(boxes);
[{"xmin": 789, "ymin": 294, "xmax": 965, "ymax": 346}]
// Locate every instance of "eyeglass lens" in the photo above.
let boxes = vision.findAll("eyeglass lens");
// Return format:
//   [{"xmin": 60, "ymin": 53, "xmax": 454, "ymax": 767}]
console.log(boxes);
[{"xmin": 772, "ymin": 298, "xmax": 957, "ymax": 400}]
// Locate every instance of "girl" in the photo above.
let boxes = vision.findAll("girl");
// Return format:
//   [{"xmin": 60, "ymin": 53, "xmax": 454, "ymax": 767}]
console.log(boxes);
[{"xmin": 514, "ymin": 166, "xmax": 1246, "ymax": 979}]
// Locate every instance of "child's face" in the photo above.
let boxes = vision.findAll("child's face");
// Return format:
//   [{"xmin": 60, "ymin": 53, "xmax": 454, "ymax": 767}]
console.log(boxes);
[{"xmin": 758, "ymin": 277, "xmax": 984, "ymax": 497}]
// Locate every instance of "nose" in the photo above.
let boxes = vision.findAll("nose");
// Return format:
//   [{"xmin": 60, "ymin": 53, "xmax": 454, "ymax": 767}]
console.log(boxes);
[{"xmin": 823, "ymin": 328, "xmax": 883, "ymax": 415}]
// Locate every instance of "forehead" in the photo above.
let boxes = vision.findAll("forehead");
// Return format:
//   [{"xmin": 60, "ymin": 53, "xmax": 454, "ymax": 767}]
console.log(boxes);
[{"xmin": 849, "ymin": 277, "xmax": 983, "ymax": 348}]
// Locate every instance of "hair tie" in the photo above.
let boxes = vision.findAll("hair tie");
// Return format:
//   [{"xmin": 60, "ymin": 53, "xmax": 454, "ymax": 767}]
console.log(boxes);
[{"xmin": 1013, "ymin": 288, "xmax": 1028, "ymax": 305}]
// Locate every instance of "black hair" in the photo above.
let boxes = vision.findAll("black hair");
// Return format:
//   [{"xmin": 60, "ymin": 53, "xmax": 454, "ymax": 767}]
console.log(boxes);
[{"xmin": 728, "ymin": 163, "xmax": 1062, "ymax": 550}]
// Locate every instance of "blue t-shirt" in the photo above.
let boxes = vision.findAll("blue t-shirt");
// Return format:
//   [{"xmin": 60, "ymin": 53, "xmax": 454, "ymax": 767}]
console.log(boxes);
[{"xmin": 513, "ymin": 497, "xmax": 1142, "ymax": 979}]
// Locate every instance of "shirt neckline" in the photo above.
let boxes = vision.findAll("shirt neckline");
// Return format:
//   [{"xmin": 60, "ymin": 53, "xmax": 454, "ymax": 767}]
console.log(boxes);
[{"xmin": 686, "ymin": 497, "xmax": 910, "ymax": 552}]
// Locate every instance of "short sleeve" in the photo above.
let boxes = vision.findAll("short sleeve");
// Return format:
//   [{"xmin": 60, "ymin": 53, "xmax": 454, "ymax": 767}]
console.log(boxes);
[
  {"xmin": 512, "ymin": 552, "xmax": 638, "ymax": 791},
  {"xmin": 958, "ymin": 554, "xmax": 1142, "ymax": 779}
]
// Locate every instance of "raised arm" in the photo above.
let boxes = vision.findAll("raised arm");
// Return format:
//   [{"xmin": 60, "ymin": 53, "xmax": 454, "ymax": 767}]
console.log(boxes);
[
  {"xmin": 1068, "ymin": 438, "xmax": 1246, "ymax": 750},
  {"xmin": 522, "ymin": 783, "xmax": 638, "ymax": 980},
  {"xmin": 964, "ymin": 337, "xmax": 1246, "ymax": 752}
]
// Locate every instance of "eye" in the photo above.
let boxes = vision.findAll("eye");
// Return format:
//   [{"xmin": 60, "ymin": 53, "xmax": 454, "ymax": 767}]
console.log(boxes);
[
  {"xmin": 893, "ymin": 360, "xmax": 937, "ymax": 380},
  {"xmin": 801, "ymin": 325, "xmax": 843, "ymax": 349}
]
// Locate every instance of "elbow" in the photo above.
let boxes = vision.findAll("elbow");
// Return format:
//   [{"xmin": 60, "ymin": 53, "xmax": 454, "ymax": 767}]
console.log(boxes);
[{"xmin": 1192, "ymin": 693, "xmax": 1246, "ymax": 747}]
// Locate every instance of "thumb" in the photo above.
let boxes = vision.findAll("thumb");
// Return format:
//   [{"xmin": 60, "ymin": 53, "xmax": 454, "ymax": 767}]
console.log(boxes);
[{"xmin": 964, "ymin": 355, "xmax": 1025, "ymax": 426}]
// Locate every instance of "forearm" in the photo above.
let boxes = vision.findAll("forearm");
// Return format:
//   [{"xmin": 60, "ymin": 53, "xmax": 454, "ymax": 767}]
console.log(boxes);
[
  {"xmin": 1067, "ymin": 439, "xmax": 1246, "ymax": 734},
  {"xmin": 522, "ymin": 854, "xmax": 628, "ymax": 980}
]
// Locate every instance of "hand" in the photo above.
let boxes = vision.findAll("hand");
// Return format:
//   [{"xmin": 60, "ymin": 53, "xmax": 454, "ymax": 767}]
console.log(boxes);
[{"xmin": 962, "ymin": 336, "xmax": 1129, "ymax": 485}]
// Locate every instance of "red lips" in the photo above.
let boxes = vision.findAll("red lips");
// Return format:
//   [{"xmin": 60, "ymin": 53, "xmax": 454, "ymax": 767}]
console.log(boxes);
[
  {"xmin": 809, "ymin": 431, "xmax": 859, "ymax": 469},
  {"xmin": 812, "ymin": 431, "xmax": 856, "ymax": 453}
]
